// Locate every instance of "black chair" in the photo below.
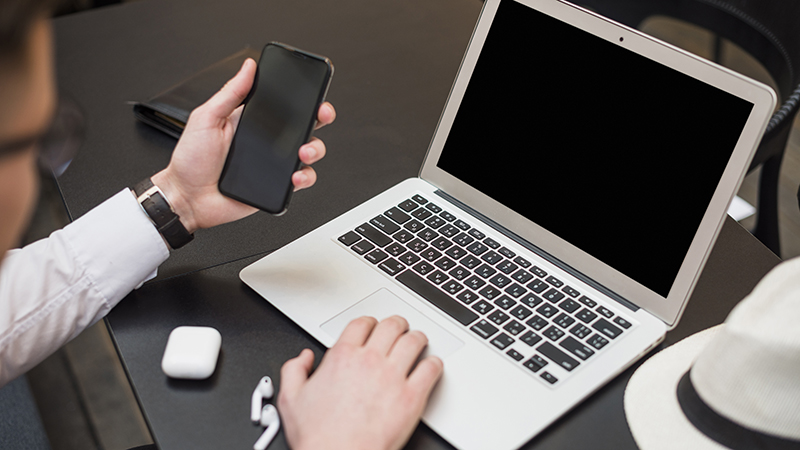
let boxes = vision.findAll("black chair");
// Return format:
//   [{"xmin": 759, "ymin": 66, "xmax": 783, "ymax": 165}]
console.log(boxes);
[{"xmin": 570, "ymin": 0, "xmax": 800, "ymax": 257}]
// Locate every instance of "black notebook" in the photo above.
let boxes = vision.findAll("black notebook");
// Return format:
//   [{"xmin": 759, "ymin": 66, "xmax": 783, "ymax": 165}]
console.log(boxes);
[{"xmin": 133, "ymin": 48, "xmax": 261, "ymax": 138}]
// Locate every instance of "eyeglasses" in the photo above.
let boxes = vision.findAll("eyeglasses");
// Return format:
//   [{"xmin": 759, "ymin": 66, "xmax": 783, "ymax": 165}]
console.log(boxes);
[{"xmin": 0, "ymin": 96, "xmax": 85, "ymax": 177}]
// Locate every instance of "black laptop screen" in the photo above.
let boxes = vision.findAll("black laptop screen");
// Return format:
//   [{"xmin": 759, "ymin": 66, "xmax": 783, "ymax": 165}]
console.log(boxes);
[{"xmin": 437, "ymin": 0, "xmax": 754, "ymax": 298}]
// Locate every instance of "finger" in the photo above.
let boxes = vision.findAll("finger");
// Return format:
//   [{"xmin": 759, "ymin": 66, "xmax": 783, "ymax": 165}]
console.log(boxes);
[
  {"xmin": 365, "ymin": 316, "xmax": 409, "ymax": 355},
  {"xmin": 299, "ymin": 138, "xmax": 326, "ymax": 165},
  {"xmin": 279, "ymin": 348, "xmax": 315, "ymax": 400},
  {"xmin": 335, "ymin": 316, "xmax": 378, "ymax": 347},
  {"xmin": 407, "ymin": 356, "xmax": 444, "ymax": 400},
  {"xmin": 291, "ymin": 166, "xmax": 317, "ymax": 192},
  {"xmin": 314, "ymin": 102, "xmax": 336, "ymax": 130},
  {"xmin": 200, "ymin": 58, "xmax": 257, "ymax": 121},
  {"xmin": 388, "ymin": 330, "xmax": 429, "ymax": 374}
]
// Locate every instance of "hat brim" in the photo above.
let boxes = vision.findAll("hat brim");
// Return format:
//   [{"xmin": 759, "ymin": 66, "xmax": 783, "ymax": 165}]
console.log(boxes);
[{"xmin": 624, "ymin": 325, "xmax": 728, "ymax": 450}]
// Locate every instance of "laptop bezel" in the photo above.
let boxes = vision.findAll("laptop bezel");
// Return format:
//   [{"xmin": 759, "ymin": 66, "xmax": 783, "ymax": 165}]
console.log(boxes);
[{"xmin": 419, "ymin": 0, "xmax": 777, "ymax": 327}]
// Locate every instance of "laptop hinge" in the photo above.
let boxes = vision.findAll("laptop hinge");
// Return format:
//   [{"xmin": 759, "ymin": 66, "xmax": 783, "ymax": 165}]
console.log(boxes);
[{"xmin": 434, "ymin": 190, "xmax": 639, "ymax": 312}]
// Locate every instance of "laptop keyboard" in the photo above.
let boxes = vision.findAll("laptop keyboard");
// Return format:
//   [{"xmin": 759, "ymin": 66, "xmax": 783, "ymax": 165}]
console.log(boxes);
[{"xmin": 335, "ymin": 194, "xmax": 634, "ymax": 386}]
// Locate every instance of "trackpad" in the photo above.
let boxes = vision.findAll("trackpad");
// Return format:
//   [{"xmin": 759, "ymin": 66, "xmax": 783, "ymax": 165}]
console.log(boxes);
[{"xmin": 320, "ymin": 289, "xmax": 464, "ymax": 360}]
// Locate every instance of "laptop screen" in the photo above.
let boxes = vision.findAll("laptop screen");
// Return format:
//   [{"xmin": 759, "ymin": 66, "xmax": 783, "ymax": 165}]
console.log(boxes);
[{"xmin": 436, "ymin": 0, "xmax": 754, "ymax": 298}]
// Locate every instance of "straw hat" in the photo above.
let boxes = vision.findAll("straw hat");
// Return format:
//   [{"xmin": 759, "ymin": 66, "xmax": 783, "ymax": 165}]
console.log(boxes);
[{"xmin": 624, "ymin": 257, "xmax": 800, "ymax": 450}]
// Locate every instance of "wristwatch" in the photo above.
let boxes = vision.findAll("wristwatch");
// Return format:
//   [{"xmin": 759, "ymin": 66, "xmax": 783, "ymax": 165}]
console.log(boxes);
[{"xmin": 133, "ymin": 178, "xmax": 194, "ymax": 249}]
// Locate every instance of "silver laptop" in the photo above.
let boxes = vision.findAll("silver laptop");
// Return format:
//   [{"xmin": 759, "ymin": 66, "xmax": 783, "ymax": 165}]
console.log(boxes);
[{"xmin": 240, "ymin": 0, "xmax": 776, "ymax": 448}]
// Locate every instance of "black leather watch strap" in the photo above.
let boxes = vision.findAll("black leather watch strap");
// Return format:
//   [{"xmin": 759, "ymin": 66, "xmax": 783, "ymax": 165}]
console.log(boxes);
[{"xmin": 133, "ymin": 178, "xmax": 194, "ymax": 249}]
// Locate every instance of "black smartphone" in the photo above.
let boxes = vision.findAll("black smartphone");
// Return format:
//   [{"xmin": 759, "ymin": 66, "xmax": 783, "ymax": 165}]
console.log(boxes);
[{"xmin": 218, "ymin": 42, "xmax": 333, "ymax": 215}]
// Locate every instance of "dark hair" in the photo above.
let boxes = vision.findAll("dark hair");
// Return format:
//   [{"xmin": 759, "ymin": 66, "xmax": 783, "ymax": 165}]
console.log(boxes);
[{"xmin": 0, "ymin": 0, "xmax": 62, "ymax": 59}]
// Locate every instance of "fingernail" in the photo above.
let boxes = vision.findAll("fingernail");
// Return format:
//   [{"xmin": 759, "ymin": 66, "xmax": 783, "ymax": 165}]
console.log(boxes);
[{"xmin": 303, "ymin": 146, "xmax": 317, "ymax": 160}]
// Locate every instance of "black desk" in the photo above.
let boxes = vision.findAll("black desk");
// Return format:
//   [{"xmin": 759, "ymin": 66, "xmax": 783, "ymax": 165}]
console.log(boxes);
[{"xmin": 53, "ymin": 0, "xmax": 781, "ymax": 448}]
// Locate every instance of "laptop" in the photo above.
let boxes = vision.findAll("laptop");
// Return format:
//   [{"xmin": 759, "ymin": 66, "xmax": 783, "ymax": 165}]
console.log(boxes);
[{"xmin": 240, "ymin": 0, "xmax": 776, "ymax": 448}]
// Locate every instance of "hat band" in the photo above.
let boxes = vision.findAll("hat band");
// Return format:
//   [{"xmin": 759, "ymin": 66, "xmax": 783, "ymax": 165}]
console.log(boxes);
[{"xmin": 677, "ymin": 371, "xmax": 800, "ymax": 450}]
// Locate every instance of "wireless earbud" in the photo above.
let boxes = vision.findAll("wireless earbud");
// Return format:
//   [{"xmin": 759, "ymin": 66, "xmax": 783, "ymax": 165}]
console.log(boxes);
[
  {"xmin": 251, "ymin": 376, "xmax": 274, "ymax": 423},
  {"xmin": 253, "ymin": 404, "xmax": 281, "ymax": 450}
]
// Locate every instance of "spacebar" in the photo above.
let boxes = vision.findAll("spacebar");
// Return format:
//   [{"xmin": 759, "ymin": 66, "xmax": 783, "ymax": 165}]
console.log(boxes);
[{"xmin": 396, "ymin": 270, "xmax": 478, "ymax": 326}]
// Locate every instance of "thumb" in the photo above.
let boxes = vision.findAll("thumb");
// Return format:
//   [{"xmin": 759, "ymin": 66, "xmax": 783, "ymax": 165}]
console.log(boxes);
[
  {"xmin": 279, "ymin": 348, "xmax": 315, "ymax": 401},
  {"xmin": 198, "ymin": 58, "xmax": 256, "ymax": 122}
]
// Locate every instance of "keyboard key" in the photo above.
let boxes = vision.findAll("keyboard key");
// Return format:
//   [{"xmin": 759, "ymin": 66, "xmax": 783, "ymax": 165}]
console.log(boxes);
[
  {"xmin": 543, "ymin": 288, "xmax": 565, "ymax": 303},
  {"xmin": 457, "ymin": 290, "xmax": 479, "ymax": 305},
  {"xmin": 404, "ymin": 219, "xmax": 424, "ymax": 233},
  {"xmin": 554, "ymin": 313, "xmax": 576, "ymax": 329},
  {"xmin": 497, "ymin": 260, "xmax": 518, "ymax": 274},
  {"xmin": 474, "ymin": 264, "xmax": 496, "ymax": 279},
  {"xmin": 597, "ymin": 306, "xmax": 614, "ymax": 318},
  {"xmin": 424, "ymin": 216, "xmax": 445, "ymax": 229},
  {"xmin": 464, "ymin": 276, "xmax": 486, "ymax": 290},
  {"xmin": 453, "ymin": 233, "xmax": 474, "ymax": 246},
  {"xmin": 445, "ymin": 246, "xmax": 467, "ymax": 260},
  {"xmin": 503, "ymin": 320, "xmax": 525, "ymax": 336},
  {"xmin": 430, "ymin": 237, "xmax": 452, "ymax": 250},
  {"xmin": 563, "ymin": 286, "xmax": 580, "ymax": 298},
  {"xmin": 396, "ymin": 270, "xmax": 478, "ymax": 326},
  {"xmin": 393, "ymin": 229, "xmax": 414, "ymax": 243},
  {"xmin": 570, "ymin": 324, "xmax": 592, "ymax": 339},
  {"xmin": 520, "ymin": 293, "xmax": 543, "ymax": 308},
  {"xmin": 488, "ymin": 310, "xmax": 510, "ymax": 326},
  {"xmin": 509, "ymin": 305, "xmax": 532, "ymax": 321},
  {"xmin": 412, "ymin": 261, "xmax": 435, "ymax": 275},
  {"xmin": 351, "ymin": 240, "xmax": 374, "ymax": 255},
  {"xmin": 506, "ymin": 349, "xmax": 524, "ymax": 361},
  {"xmin": 356, "ymin": 223, "xmax": 392, "ymax": 247},
  {"xmin": 460, "ymin": 255, "xmax": 482, "ymax": 269},
  {"xmin": 442, "ymin": 280, "xmax": 464, "ymax": 295},
  {"xmin": 385, "ymin": 242, "xmax": 406, "ymax": 257},
  {"xmin": 425, "ymin": 203, "xmax": 442, "ymax": 213},
  {"xmin": 523, "ymin": 356, "xmax": 547, "ymax": 373},
  {"xmin": 576, "ymin": 308, "xmax": 597, "ymax": 324},
  {"xmin": 448, "ymin": 266, "xmax": 470, "ymax": 280},
  {"xmin": 439, "ymin": 211, "xmax": 456, "ymax": 222},
  {"xmin": 613, "ymin": 316, "xmax": 632, "ymax": 329},
  {"xmin": 537, "ymin": 342, "xmax": 580, "ymax": 371},
  {"xmin": 526, "ymin": 315, "xmax": 548, "ymax": 331},
  {"xmin": 371, "ymin": 215, "xmax": 400, "ymax": 234},
  {"xmin": 412, "ymin": 194, "xmax": 428, "ymax": 204},
  {"xmin": 468, "ymin": 228, "xmax": 486, "ymax": 240},
  {"xmin": 592, "ymin": 318, "xmax": 623, "ymax": 339},
  {"xmin": 378, "ymin": 259, "xmax": 405, "ymax": 276},
  {"xmin": 545, "ymin": 275, "xmax": 564, "ymax": 287},
  {"xmin": 426, "ymin": 270, "xmax": 448, "ymax": 285},
  {"xmin": 338, "ymin": 231, "xmax": 361, "ymax": 246},
  {"xmin": 412, "ymin": 208, "xmax": 432, "ymax": 220},
  {"xmin": 543, "ymin": 325, "xmax": 565, "ymax": 341},
  {"xmin": 365, "ymin": 249, "xmax": 389, "ymax": 264},
  {"xmin": 481, "ymin": 250, "xmax": 503, "ymax": 265},
  {"xmin": 484, "ymin": 237, "xmax": 501, "ymax": 249},
  {"xmin": 489, "ymin": 274, "xmax": 511, "ymax": 288},
  {"xmin": 578, "ymin": 295, "xmax": 597, "ymax": 308},
  {"xmin": 498, "ymin": 247, "xmax": 516, "ymax": 258},
  {"xmin": 439, "ymin": 224, "xmax": 459, "ymax": 237},
  {"xmin": 398, "ymin": 199, "xmax": 418, "ymax": 212},
  {"xmin": 470, "ymin": 319, "xmax": 498, "ymax": 339},
  {"xmin": 472, "ymin": 300, "xmax": 494, "ymax": 315},
  {"xmin": 398, "ymin": 251, "xmax": 421, "ymax": 266},
  {"xmin": 587, "ymin": 334, "xmax": 609, "ymax": 350},
  {"xmin": 466, "ymin": 241, "xmax": 488, "ymax": 256},
  {"xmin": 558, "ymin": 298, "xmax": 580, "ymax": 313},
  {"xmin": 420, "ymin": 248, "xmax": 442, "ymax": 262},
  {"xmin": 527, "ymin": 279, "xmax": 548, "ymax": 293},
  {"xmin": 478, "ymin": 286, "xmax": 502, "ymax": 300},
  {"xmin": 512, "ymin": 269, "xmax": 534, "ymax": 283},
  {"xmin": 536, "ymin": 304, "xmax": 558, "ymax": 318},
  {"xmin": 530, "ymin": 266, "xmax": 547, "ymax": 278},
  {"xmin": 493, "ymin": 295, "xmax": 516, "ymax": 310},
  {"xmin": 418, "ymin": 228, "xmax": 439, "ymax": 242},
  {"xmin": 514, "ymin": 256, "xmax": 532, "ymax": 268},
  {"xmin": 559, "ymin": 336, "xmax": 595, "ymax": 361},
  {"xmin": 454, "ymin": 219, "xmax": 471, "ymax": 230},
  {"xmin": 504, "ymin": 283, "xmax": 527, "ymax": 298},
  {"xmin": 520, "ymin": 331, "xmax": 543, "ymax": 347},
  {"xmin": 491, "ymin": 333, "xmax": 514, "ymax": 350},
  {"xmin": 384, "ymin": 207, "xmax": 411, "ymax": 224},
  {"xmin": 540, "ymin": 371, "xmax": 558, "ymax": 384},
  {"xmin": 407, "ymin": 239, "xmax": 428, "ymax": 253},
  {"xmin": 434, "ymin": 257, "xmax": 457, "ymax": 271}
]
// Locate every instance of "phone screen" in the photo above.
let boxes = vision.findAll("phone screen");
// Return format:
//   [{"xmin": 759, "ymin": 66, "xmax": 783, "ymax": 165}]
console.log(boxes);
[{"xmin": 219, "ymin": 43, "xmax": 332, "ymax": 214}]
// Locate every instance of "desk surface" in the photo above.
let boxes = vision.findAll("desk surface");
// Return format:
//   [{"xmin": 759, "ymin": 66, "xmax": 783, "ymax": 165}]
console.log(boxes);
[{"xmin": 53, "ymin": 0, "xmax": 781, "ymax": 448}]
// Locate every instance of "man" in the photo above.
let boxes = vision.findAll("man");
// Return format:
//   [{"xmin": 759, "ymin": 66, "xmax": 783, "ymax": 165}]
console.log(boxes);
[{"xmin": 0, "ymin": 1, "xmax": 443, "ymax": 449}]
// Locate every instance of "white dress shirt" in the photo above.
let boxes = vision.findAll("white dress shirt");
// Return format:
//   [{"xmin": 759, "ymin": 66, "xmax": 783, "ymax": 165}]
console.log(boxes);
[{"xmin": 0, "ymin": 189, "xmax": 170, "ymax": 386}]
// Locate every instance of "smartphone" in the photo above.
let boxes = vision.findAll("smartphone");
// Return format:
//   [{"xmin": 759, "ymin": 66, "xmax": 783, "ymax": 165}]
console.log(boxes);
[{"xmin": 218, "ymin": 42, "xmax": 333, "ymax": 214}]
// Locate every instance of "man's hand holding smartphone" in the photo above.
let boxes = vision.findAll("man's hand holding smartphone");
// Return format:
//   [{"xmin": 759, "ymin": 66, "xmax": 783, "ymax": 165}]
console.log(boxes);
[{"xmin": 150, "ymin": 57, "xmax": 335, "ymax": 234}]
